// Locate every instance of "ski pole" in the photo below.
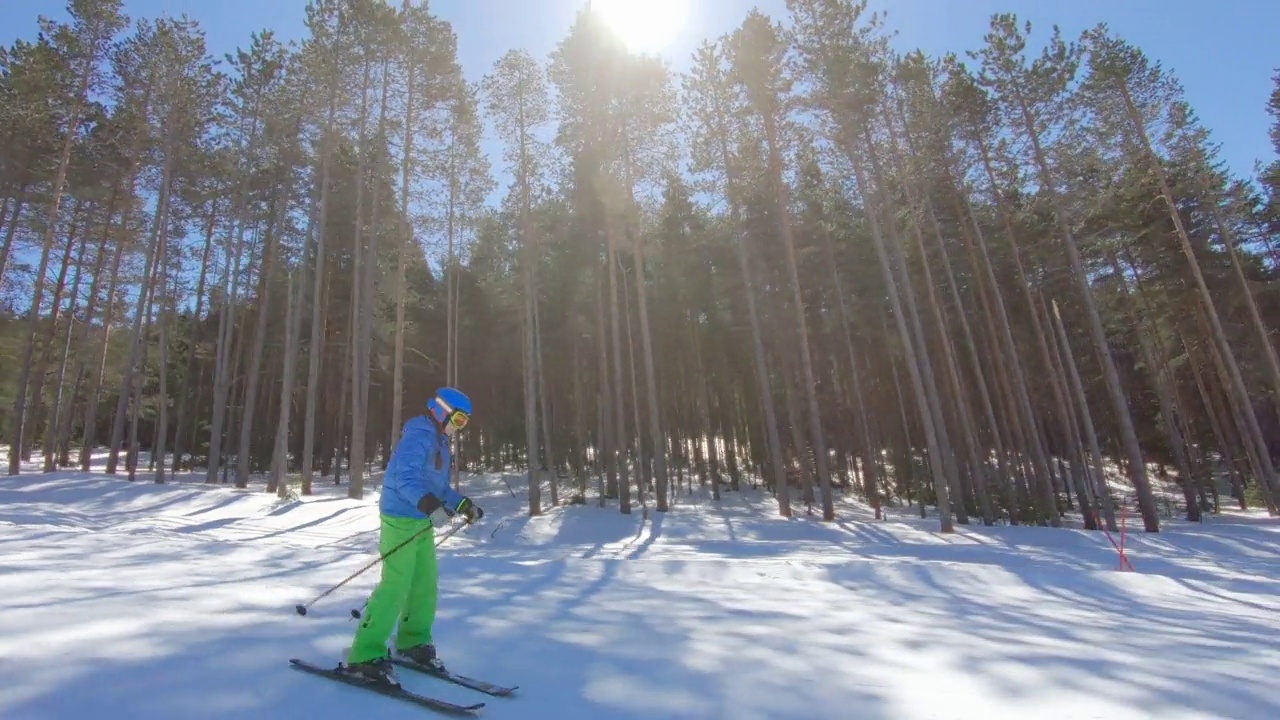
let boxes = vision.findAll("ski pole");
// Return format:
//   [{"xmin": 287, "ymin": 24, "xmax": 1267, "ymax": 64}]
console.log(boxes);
[
  {"xmin": 295, "ymin": 518, "xmax": 471, "ymax": 616},
  {"xmin": 346, "ymin": 519, "xmax": 471, "ymax": 620}
]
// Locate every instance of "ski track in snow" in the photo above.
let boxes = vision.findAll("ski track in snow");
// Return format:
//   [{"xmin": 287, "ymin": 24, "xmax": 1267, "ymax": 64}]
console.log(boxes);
[{"xmin": 1, "ymin": 456, "xmax": 1278, "ymax": 720}]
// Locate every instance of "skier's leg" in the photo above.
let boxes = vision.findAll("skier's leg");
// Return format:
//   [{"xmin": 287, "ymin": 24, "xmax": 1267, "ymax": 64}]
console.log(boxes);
[
  {"xmin": 346, "ymin": 515, "xmax": 424, "ymax": 665},
  {"xmin": 393, "ymin": 520, "xmax": 438, "ymax": 652}
]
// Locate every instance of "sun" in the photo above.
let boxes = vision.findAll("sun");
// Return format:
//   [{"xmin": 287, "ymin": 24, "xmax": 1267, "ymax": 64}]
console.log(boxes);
[{"xmin": 589, "ymin": 0, "xmax": 688, "ymax": 55}]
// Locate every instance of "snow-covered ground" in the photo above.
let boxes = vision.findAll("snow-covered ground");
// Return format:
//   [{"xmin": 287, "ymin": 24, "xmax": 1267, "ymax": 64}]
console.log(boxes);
[{"xmin": 1, "ymin": 456, "xmax": 1278, "ymax": 720}]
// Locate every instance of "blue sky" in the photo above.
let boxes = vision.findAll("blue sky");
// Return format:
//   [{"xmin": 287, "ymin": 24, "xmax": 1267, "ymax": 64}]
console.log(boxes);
[{"xmin": 3, "ymin": 0, "xmax": 1276, "ymax": 192}]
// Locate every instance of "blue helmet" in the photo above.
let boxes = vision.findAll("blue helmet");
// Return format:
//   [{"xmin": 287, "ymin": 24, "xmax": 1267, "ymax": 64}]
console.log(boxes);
[{"xmin": 428, "ymin": 387, "xmax": 472, "ymax": 423}]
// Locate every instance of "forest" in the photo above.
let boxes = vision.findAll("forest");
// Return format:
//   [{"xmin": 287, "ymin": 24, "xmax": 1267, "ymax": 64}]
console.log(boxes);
[{"xmin": 2, "ymin": 0, "xmax": 1278, "ymax": 535}]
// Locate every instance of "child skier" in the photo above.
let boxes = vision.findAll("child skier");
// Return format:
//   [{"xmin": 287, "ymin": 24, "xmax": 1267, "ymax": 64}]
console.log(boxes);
[{"xmin": 341, "ymin": 387, "xmax": 484, "ymax": 686}]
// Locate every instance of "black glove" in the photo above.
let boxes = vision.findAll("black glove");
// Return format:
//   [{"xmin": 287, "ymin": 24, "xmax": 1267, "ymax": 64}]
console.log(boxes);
[
  {"xmin": 416, "ymin": 493, "xmax": 443, "ymax": 516},
  {"xmin": 454, "ymin": 496, "xmax": 484, "ymax": 523}
]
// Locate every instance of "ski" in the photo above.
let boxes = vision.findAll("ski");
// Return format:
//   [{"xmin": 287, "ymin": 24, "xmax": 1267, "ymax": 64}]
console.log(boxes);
[
  {"xmin": 289, "ymin": 658, "xmax": 486, "ymax": 715},
  {"xmin": 390, "ymin": 657, "xmax": 519, "ymax": 697}
]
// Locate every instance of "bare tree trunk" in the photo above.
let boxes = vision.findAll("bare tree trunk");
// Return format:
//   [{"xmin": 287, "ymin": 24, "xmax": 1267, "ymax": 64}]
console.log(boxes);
[
  {"xmin": 1008, "ymin": 83, "xmax": 1157, "ymax": 530},
  {"xmin": 595, "ymin": 258, "xmax": 617, "ymax": 500},
  {"xmin": 1193, "ymin": 313, "xmax": 1277, "ymax": 512},
  {"xmin": 704, "ymin": 61, "xmax": 788, "ymax": 513},
  {"xmin": 152, "ymin": 225, "xmax": 173, "ymax": 484},
  {"xmin": 843, "ymin": 132, "xmax": 953, "ymax": 530},
  {"xmin": 8, "ymin": 56, "xmax": 94, "ymax": 475},
  {"xmin": 55, "ymin": 193, "xmax": 117, "ymax": 467},
  {"xmin": 534, "ymin": 291, "xmax": 558, "ymax": 505},
  {"xmin": 347, "ymin": 54, "xmax": 380, "ymax": 499},
  {"xmin": 969, "ymin": 137, "xmax": 1077, "ymax": 526},
  {"xmin": 235, "ymin": 171, "xmax": 283, "ymax": 488},
  {"xmin": 622, "ymin": 268, "xmax": 648, "ymax": 507},
  {"xmin": 81, "ymin": 115, "xmax": 149, "ymax": 471},
  {"xmin": 515, "ymin": 87, "xmax": 542, "ymax": 516},
  {"xmin": 616, "ymin": 126, "xmax": 669, "ymax": 511},
  {"xmin": 819, "ymin": 218, "xmax": 880, "ymax": 516},
  {"xmin": 1107, "ymin": 253, "xmax": 1200, "ymax": 519},
  {"xmin": 43, "ymin": 224, "xmax": 91, "ymax": 471},
  {"xmin": 301, "ymin": 57, "xmax": 341, "ymax": 496},
  {"xmin": 923, "ymin": 199, "xmax": 1013, "ymax": 516},
  {"xmin": 126, "ymin": 271, "xmax": 157, "ymax": 482},
  {"xmin": 171, "ymin": 198, "xmax": 218, "ymax": 472},
  {"xmin": 392, "ymin": 44, "xmax": 417, "ymax": 444},
  {"xmin": 1187, "ymin": 338, "xmax": 1247, "ymax": 508},
  {"xmin": 761, "ymin": 111, "xmax": 834, "ymax": 521},
  {"xmin": 206, "ymin": 96, "xmax": 264, "ymax": 483},
  {"xmin": 1037, "ymin": 294, "xmax": 1097, "ymax": 523},
  {"xmin": 24, "ymin": 212, "xmax": 84, "ymax": 464},
  {"xmin": 272, "ymin": 269, "xmax": 303, "ymax": 496},
  {"xmin": 606, "ymin": 216, "xmax": 630, "ymax": 514},
  {"xmin": 111, "ymin": 135, "xmax": 176, "ymax": 475},
  {"xmin": 862, "ymin": 129, "xmax": 966, "ymax": 526},
  {"xmin": 1116, "ymin": 82, "xmax": 1280, "ymax": 447}
]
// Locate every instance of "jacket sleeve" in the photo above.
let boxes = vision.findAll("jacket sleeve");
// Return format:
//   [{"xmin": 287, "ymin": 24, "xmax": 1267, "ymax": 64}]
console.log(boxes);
[
  {"xmin": 394, "ymin": 427, "xmax": 431, "ymax": 504},
  {"xmin": 401, "ymin": 428, "xmax": 465, "ymax": 512},
  {"xmin": 421, "ymin": 440, "xmax": 466, "ymax": 512}
]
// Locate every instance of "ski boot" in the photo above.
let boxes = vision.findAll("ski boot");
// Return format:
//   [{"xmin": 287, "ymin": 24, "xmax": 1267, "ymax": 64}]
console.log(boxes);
[
  {"xmin": 396, "ymin": 643, "xmax": 446, "ymax": 672},
  {"xmin": 338, "ymin": 656, "xmax": 401, "ymax": 687}
]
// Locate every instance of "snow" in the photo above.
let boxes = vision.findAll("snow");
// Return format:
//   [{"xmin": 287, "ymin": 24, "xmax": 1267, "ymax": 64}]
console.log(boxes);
[{"xmin": 1, "ymin": 456, "xmax": 1278, "ymax": 720}]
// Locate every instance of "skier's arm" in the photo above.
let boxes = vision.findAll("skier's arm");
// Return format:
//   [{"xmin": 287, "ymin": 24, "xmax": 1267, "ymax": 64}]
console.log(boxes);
[
  {"xmin": 395, "ymin": 431, "xmax": 432, "ymax": 505},
  {"xmin": 417, "ymin": 459, "xmax": 466, "ymax": 515}
]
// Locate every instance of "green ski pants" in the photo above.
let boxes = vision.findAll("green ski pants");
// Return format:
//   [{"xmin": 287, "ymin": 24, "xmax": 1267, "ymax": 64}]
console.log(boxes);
[{"xmin": 347, "ymin": 514, "xmax": 438, "ymax": 665}]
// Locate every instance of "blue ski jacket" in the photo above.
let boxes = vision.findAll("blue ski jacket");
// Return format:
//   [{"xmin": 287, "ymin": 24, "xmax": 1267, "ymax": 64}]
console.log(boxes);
[{"xmin": 380, "ymin": 414, "xmax": 466, "ymax": 521}]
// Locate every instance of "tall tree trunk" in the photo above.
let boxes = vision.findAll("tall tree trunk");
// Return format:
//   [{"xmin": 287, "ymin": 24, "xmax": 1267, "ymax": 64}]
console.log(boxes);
[
  {"xmin": 621, "ymin": 267, "xmax": 648, "ymax": 507},
  {"xmin": 534, "ymin": 292, "xmax": 558, "ymax": 506},
  {"xmin": 1107, "ymin": 254, "xmax": 1200, "ymax": 519},
  {"xmin": 819, "ymin": 220, "xmax": 880, "ymax": 516},
  {"xmin": 863, "ymin": 128, "xmax": 967, "ymax": 525},
  {"xmin": 516, "ymin": 86, "xmax": 542, "ymax": 516},
  {"xmin": 346, "ymin": 54, "xmax": 377, "ymax": 499},
  {"xmin": 235, "ymin": 171, "xmax": 283, "ymax": 488},
  {"xmin": 171, "ymin": 198, "xmax": 218, "ymax": 472},
  {"xmin": 80, "ymin": 110, "xmax": 149, "ymax": 471},
  {"xmin": 110, "ymin": 137, "xmax": 175, "ymax": 475},
  {"xmin": 392, "ymin": 41, "xmax": 417, "ymax": 444},
  {"xmin": 56, "ymin": 190, "xmax": 118, "ymax": 467},
  {"xmin": 705, "ymin": 59, "xmax": 788, "ymax": 513},
  {"xmin": 1037, "ymin": 294, "xmax": 1097, "ymax": 523},
  {"xmin": 761, "ymin": 108, "xmax": 834, "ymax": 521},
  {"xmin": 302, "ymin": 51, "xmax": 341, "ymax": 496},
  {"xmin": 43, "ymin": 224, "xmax": 91, "ymax": 471},
  {"xmin": 7, "ymin": 53, "xmax": 94, "ymax": 475},
  {"xmin": 885, "ymin": 109, "xmax": 992, "ymax": 524},
  {"xmin": 1045, "ymin": 297, "xmax": 1113, "ymax": 521},
  {"xmin": 206, "ymin": 97, "xmax": 264, "ymax": 483},
  {"xmin": 152, "ymin": 224, "xmax": 173, "ymax": 483},
  {"xmin": 924, "ymin": 198, "xmax": 1013, "ymax": 516},
  {"xmin": 272, "ymin": 268, "xmax": 303, "ymax": 496},
  {"xmin": 1008, "ymin": 82, "xmax": 1158, "ymax": 531},
  {"xmin": 1192, "ymin": 312, "xmax": 1278, "ymax": 512},
  {"xmin": 1116, "ymin": 81, "xmax": 1280, "ymax": 446},
  {"xmin": 843, "ymin": 133, "xmax": 954, "ymax": 531},
  {"xmin": 969, "ymin": 136, "xmax": 1080, "ymax": 526},
  {"xmin": 594, "ymin": 257, "xmax": 617, "ymax": 500},
  {"xmin": 126, "ymin": 270, "xmax": 157, "ymax": 482},
  {"xmin": 606, "ymin": 216, "xmax": 630, "ymax": 514},
  {"xmin": 617, "ymin": 123, "xmax": 669, "ymax": 511},
  {"xmin": 1187, "ymin": 337, "xmax": 1247, "ymax": 508},
  {"xmin": 25, "ymin": 212, "xmax": 83, "ymax": 464}
]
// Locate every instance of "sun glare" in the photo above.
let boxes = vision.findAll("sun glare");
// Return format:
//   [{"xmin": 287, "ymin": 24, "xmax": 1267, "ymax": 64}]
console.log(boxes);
[{"xmin": 589, "ymin": 0, "xmax": 688, "ymax": 55}]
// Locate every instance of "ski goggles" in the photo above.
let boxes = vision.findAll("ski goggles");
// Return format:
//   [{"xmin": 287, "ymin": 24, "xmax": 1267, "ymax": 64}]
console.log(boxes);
[{"xmin": 436, "ymin": 397, "xmax": 470, "ymax": 429}]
